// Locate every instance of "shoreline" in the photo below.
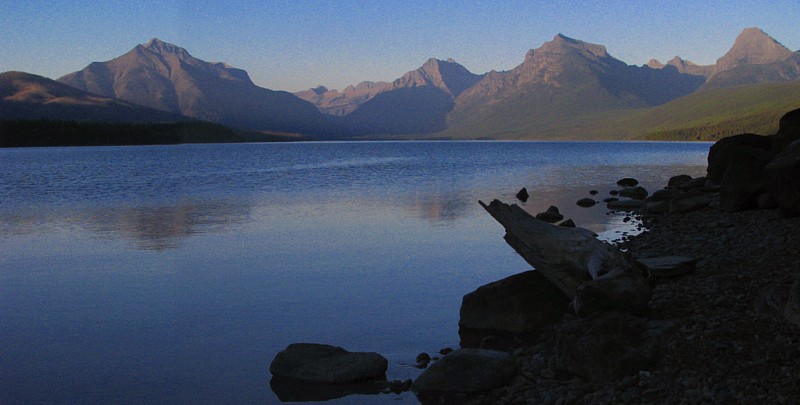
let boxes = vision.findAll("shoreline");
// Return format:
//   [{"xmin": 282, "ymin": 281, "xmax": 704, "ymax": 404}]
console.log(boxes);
[{"xmin": 468, "ymin": 193, "xmax": 800, "ymax": 403}]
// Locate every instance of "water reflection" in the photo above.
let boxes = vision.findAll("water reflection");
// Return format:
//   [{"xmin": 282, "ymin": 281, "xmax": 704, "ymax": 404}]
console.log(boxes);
[{"xmin": 0, "ymin": 199, "xmax": 253, "ymax": 251}]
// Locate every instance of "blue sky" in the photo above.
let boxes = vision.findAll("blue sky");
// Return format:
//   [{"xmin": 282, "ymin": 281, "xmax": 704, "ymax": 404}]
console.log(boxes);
[{"xmin": 2, "ymin": 1, "xmax": 798, "ymax": 92}]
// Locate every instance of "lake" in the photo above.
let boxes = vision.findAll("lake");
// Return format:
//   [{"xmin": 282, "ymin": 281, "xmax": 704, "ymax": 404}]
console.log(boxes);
[{"xmin": 0, "ymin": 141, "xmax": 709, "ymax": 404}]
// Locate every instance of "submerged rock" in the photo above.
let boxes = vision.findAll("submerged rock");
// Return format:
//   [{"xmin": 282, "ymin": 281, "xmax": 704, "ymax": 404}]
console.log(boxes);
[
  {"xmin": 536, "ymin": 205, "xmax": 564, "ymax": 223},
  {"xmin": 269, "ymin": 343, "xmax": 388, "ymax": 385},
  {"xmin": 577, "ymin": 198, "xmax": 597, "ymax": 207},
  {"xmin": 617, "ymin": 178, "xmax": 639, "ymax": 187}
]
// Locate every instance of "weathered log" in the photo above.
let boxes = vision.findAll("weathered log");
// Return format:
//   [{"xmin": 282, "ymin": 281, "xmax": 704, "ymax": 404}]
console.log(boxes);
[{"xmin": 479, "ymin": 199, "xmax": 650, "ymax": 315}]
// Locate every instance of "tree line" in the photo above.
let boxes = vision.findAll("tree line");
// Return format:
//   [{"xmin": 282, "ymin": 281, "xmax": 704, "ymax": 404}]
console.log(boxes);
[{"xmin": 0, "ymin": 120, "xmax": 254, "ymax": 147}]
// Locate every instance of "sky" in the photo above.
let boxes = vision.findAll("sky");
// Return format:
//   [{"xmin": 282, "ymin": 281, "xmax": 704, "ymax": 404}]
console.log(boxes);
[{"xmin": 2, "ymin": 1, "xmax": 799, "ymax": 92}]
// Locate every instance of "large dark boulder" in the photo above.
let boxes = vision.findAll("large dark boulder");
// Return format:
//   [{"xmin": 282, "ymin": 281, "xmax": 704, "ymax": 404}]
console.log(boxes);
[
  {"xmin": 459, "ymin": 270, "xmax": 569, "ymax": 347},
  {"xmin": 555, "ymin": 312, "xmax": 674, "ymax": 382},
  {"xmin": 773, "ymin": 108, "xmax": 800, "ymax": 152},
  {"xmin": 706, "ymin": 133, "xmax": 773, "ymax": 185},
  {"xmin": 764, "ymin": 139, "xmax": 800, "ymax": 217},
  {"xmin": 411, "ymin": 349, "xmax": 517, "ymax": 395},
  {"xmin": 719, "ymin": 146, "xmax": 773, "ymax": 211},
  {"xmin": 270, "ymin": 343, "xmax": 388, "ymax": 385}
]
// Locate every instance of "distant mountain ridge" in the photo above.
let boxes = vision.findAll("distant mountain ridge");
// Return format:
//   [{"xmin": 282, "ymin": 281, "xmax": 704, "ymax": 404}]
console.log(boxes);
[
  {"xmin": 441, "ymin": 33, "xmax": 706, "ymax": 137},
  {"xmin": 295, "ymin": 82, "xmax": 390, "ymax": 116},
  {"xmin": 23, "ymin": 27, "xmax": 800, "ymax": 141},
  {"xmin": 58, "ymin": 38, "xmax": 331, "ymax": 135},
  {"xmin": 296, "ymin": 57, "xmax": 482, "ymax": 121},
  {"xmin": 0, "ymin": 71, "xmax": 188, "ymax": 122}
]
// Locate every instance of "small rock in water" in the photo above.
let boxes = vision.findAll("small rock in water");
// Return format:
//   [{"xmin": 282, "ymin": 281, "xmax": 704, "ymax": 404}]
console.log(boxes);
[
  {"xmin": 439, "ymin": 347, "xmax": 454, "ymax": 356},
  {"xmin": 603, "ymin": 197, "xmax": 619, "ymax": 203},
  {"xmin": 619, "ymin": 186, "xmax": 649, "ymax": 200},
  {"xmin": 577, "ymin": 198, "xmax": 597, "ymax": 207},
  {"xmin": 617, "ymin": 178, "xmax": 639, "ymax": 187},
  {"xmin": 270, "ymin": 343, "xmax": 388, "ymax": 385},
  {"xmin": 536, "ymin": 206, "xmax": 564, "ymax": 223},
  {"xmin": 589, "ymin": 190, "xmax": 599, "ymax": 195},
  {"xmin": 516, "ymin": 188, "xmax": 529, "ymax": 202},
  {"xmin": 610, "ymin": 190, "xmax": 620, "ymax": 196},
  {"xmin": 415, "ymin": 352, "xmax": 431, "ymax": 368}
]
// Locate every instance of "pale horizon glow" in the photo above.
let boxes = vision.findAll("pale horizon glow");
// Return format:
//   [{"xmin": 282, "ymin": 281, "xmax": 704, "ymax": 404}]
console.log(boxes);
[{"xmin": 1, "ymin": 1, "xmax": 799, "ymax": 93}]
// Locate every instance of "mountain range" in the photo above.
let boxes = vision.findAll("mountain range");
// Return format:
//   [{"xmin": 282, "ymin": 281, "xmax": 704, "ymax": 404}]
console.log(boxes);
[
  {"xmin": 2, "ymin": 27, "xmax": 799, "ymax": 141},
  {"xmin": 57, "ymin": 38, "xmax": 332, "ymax": 135}
]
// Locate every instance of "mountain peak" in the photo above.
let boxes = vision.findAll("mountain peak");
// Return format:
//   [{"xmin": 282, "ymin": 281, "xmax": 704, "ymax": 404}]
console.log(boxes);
[
  {"xmin": 715, "ymin": 27, "xmax": 792, "ymax": 73},
  {"xmin": 540, "ymin": 33, "xmax": 608, "ymax": 59},
  {"xmin": 143, "ymin": 38, "xmax": 192, "ymax": 59},
  {"xmin": 311, "ymin": 85, "xmax": 328, "ymax": 95}
]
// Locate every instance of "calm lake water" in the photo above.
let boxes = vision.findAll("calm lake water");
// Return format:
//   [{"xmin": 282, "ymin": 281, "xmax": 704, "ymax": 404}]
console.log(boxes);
[{"xmin": 0, "ymin": 141, "xmax": 709, "ymax": 404}]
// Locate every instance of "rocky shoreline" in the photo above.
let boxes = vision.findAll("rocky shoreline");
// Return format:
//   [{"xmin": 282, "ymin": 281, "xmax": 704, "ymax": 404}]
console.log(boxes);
[
  {"xmin": 469, "ymin": 194, "xmax": 800, "ymax": 404},
  {"xmin": 269, "ymin": 108, "xmax": 800, "ymax": 403}
]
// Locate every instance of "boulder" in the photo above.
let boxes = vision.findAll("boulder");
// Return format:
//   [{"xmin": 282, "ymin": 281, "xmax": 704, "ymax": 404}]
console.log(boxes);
[
  {"xmin": 577, "ymin": 198, "xmax": 597, "ymax": 207},
  {"xmin": 719, "ymin": 146, "xmax": 772, "ymax": 212},
  {"xmin": 706, "ymin": 133, "xmax": 773, "ymax": 185},
  {"xmin": 773, "ymin": 108, "xmax": 800, "ymax": 152},
  {"xmin": 785, "ymin": 278, "xmax": 800, "ymax": 328},
  {"xmin": 667, "ymin": 174, "xmax": 693, "ymax": 188},
  {"xmin": 516, "ymin": 187, "xmax": 529, "ymax": 202},
  {"xmin": 764, "ymin": 139, "xmax": 800, "ymax": 217},
  {"xmin": 618, "ymin": 186, "xmax": 649, "ymax": 200},
  {"xmin": 616, "ymin": 178, "xmax": 639, "ymax": 187},
  {"xmin": 535, "ymin": 205, "xmax": 564, "ymax": 223},
  {"xmin": 459, "ymin": 270, "xmax": 569, "ymax": 347},
  {"xmin": 411, "ymin": 349, "xmax": 517, "ymax": 395},
  {"xmin": 555, "ymin": 312, "xmax": 674, "ymax": 382},
  {"xmin": 270, "ymin": 343, "xmax": 388, "ymax": 385},
  {"xmin": 669, "ymin": 189, "xmax": 711, "ymax": 214}
]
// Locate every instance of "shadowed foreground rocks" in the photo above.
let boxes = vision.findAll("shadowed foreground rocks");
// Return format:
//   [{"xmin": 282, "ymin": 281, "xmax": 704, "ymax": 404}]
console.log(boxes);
[{"xmin": 459, "ymin": 109, "xmax": 800, "ymax": 404}]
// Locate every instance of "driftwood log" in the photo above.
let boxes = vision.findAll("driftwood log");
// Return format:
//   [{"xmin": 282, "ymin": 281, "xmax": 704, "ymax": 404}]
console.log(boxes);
[{"xmin": 480, "ymin": 200, "xmax": 651, "ymax": 315}]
